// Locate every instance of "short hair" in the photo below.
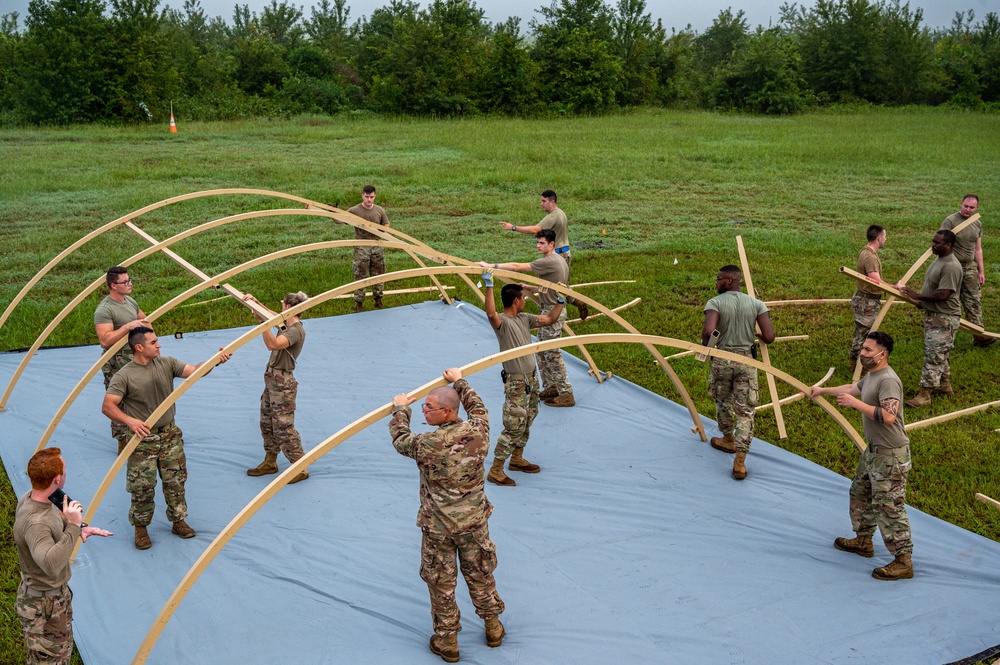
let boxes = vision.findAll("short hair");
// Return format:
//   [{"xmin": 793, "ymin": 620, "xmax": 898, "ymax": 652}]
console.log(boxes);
[
  {"xmin": 427, "ymin": 386, "xmax": 459, "ymax": 412},
  {"xmin": 106, "ymin": 266, "xmax": 128, "ymax": 287},
  {"xmin": 935, "ymin": 229, "xmax": 956, "ymax": 247},
  {"xmin": 866, "ymin": 225, "xmax": 885, "ymax": 242},
  {"xmin": 27, "ymin": 448, "xmax": 64, "ymax": 490},
  {"xmin": 501, "ymin": 284, "xmax": 523, "ymax": 308},
  {"xmin": 541, "ymin": 190, "xmax": 557, "ymax": 202},
  {"xmin": 128, "ymin": 326, "xmax": 155, "ymax": 351},
  {"xmin": 536, "ymin": 229, "xmax": 556, "ymax": 244},
  {"xmin": 283, "ymin": 291, "xmax": 308, "ymax": 307},
  {"xmin": 719, "ymin": 265, "xmax": 741, "ymax": 276},
  {"xmin": 362, "ymin": 185, "xmax": 376, "ymax": 195},
  {"xmin": 963, "ymin": 193, "xmax": 979, "ymax": 204},
  {"xmin": 866, "ymin": 331, "xmax": 894, "ymax": 355}
]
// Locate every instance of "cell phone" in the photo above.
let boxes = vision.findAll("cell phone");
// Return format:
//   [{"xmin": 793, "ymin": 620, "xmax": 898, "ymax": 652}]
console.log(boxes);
[{"xmin": 48, "ymin": 488, "xmax": 73, "ymax": 511}]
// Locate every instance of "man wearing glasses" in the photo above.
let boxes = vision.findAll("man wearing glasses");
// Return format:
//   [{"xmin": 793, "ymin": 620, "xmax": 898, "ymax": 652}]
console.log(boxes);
[
  {"xmin": 390, "ymin": 369, "xmax": 505, "ymax": 663},
  {"xmin": 94, "ymin": 266, "xmax": 150, "ymax": 454}
]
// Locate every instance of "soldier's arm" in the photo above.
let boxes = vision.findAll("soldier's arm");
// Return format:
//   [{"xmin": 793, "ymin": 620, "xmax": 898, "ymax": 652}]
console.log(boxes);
[
  {"xmin": 389, "ymin": 396, "xmax": 419, "ymax": 458},
  {"xmin": 182, "ymin": 350, "xmax": 232, "ymax": 378},
  {"xmin": 756, "ymin": 311, "xmax": 776, "ymax": 344},
  {"xmin": 500, "ymin": 222, "xmax": 542, "ymax": 234},
  {"xmin": 976, "ymin": 237, "xmax": 985, "ymax": 284},
  {"xmin": 95, "ymin": 318, "xmax": 149, "ymax": 349},
  {"xmin": 535, "ymin": 302, "xmax": 564, "ymax": 327},
  {"xmin": 701, "ymin": 310, "xmax": 720, "ymax": 346},
  {"xmin": 102, "ymin": 393, "xmax": 150, "ymax": 437},
  {"xmin": 484, "ymin": 285, "xmax": 502, "ymax": 330},
  {"xmin": 24, "ymin": 519, "xmax": 81, "ymax": 577},
  {"xmin": 453, "ymin": 379, "xmax": 488, "ymax": 432}
]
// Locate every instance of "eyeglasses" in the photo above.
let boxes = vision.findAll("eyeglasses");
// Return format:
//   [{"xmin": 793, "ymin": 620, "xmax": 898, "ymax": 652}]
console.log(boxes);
[
  {"xmin": 422, "ymin": 404, "xmax": 446, "ymax": 412},
  {"xmin": 114, "ymin": 279, "xmax": 133, "ymax": 286}
]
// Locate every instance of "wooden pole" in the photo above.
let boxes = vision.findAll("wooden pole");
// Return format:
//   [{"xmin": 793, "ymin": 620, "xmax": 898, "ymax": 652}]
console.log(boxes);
[
  {"xmin": 975, "ymin": 493, "xmax": 1000, "ymax": 511},
  {"xmin": 905, "ymin": 398, "xmax": 1000, "ymax": 431},
  {"xmin": 665, "ymin": 335, "xmax": 808, "ymax": 362},
  {"xmin": 756, "ymin": 366, "xmax": 835, "ymax": 413}
]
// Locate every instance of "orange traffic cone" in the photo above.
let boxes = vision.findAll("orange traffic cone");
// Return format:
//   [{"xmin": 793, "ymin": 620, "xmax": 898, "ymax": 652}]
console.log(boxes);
[{"xmin": 169, "ymin": 112, "xmax": 177, "ymax": 133}]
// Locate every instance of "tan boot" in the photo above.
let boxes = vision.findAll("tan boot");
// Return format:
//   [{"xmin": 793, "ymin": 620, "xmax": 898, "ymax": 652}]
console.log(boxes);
[
  {"xmin": 354, "ymin": 302, "xmax": 364, "ymax": 313},
  {"xmin": 932, "ymin": 375, "xmax": 953, "ymax": 395},
  {"xmin": 537, "ymin": 386, "xmax": 558, "ymax": 400},
  {"xmin": 508, "ymin": 449, "xmax": 540, "ymax": 473},
  {"xmin": 905, "ymin": 388, "xmax": 933, "ymax": 408},
  {"xmin": 710, "ymin": 433, "xmax": 736, "ymax": 453},
  {"xmin": 288, "ymin": 469, "xmax": 309, "ymax": 484},
  {"xmin": 487, "ymin": 458, "xmax": 516, "ymax": 486},
  {"xmin": 374, "ymin": 298, "xmax": 384, "ymax": 309},
  {"xmin": 134, "ymin": 525, "xmax": 152, "ymax": 550},
  {"xmin": 485, "ymin": 617, "xmax": 505, "ymax": 647},
  {"xmin": 834, "ymin": 533, "xmax": 874, "ymax": 558},
  {"xmin": 544, "ymin": 394, "xmax": 575, "ymax": 407},
  {"xmin": 732, "ymin": 451, "xmax": 747, "ymax": 480},
  {"xmin": 171, "ymin": 519, "xmax": 196, "ymax": 538},
  {"xmin": 429, "ymin": 634, "xmax": 459, "ymax": 663},
  {"xmin": 872, "ymin": 552, "xmax": 913, "ymax": 580},
  {"xmin": 247, "ymin": 452, "xmax": 279, "ymax": 476}
]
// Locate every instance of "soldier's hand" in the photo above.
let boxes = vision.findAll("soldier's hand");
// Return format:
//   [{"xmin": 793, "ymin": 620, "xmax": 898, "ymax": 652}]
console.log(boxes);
[
  {"xmin": 129, "ymin": 318, "xmax": 151, "ymax": 330},
  {"xmin": 392, "ymin": 393, "xmax": 416, "ymax": 407},
  {"xmin": 218, "ymin": 348, "xmax": 231, "ymax": 364},
  {"xmin": 62, "ymin": 497, "xmax": 83, "ymax": 527},
  {"xmin": 128, "ymin": 418, "xmax": 151, "ymax": 437},
  {"xmin": 500, "ymin": 222, "xmax": 514, "ymax": 231},
  {"xmin": 81, "ymin": 525, "xmax": 114, "ymax": 543},
  {"xmin": 443, "ymin": 368, "xmax": 462, "ymax": 383},
  {"xmin": 836, "ymin": 393, "xmax": 858, "ymax": 409}
]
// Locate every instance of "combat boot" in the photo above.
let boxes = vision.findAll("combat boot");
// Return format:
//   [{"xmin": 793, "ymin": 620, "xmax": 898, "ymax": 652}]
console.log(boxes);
[
  {"xmin": 973, "ymin": 335, "xmax": 996, "ymax": 348},
  {"xmin": 710, "ymin": 433, "xmax": 736, "ymax": 454},
  {"xmin": 247, "ymin": 452, "xmax": 279, "ymax": 477},
  {"xmin": 872, "ymin": 552, "xmax": 913, "ymax": 580},
  {"xmin": 905, "ymin": 388, "xmax": 933, "ymax": 408},
  {"xmin": 544, "ymin": 394, "xmax": 575, "ymax": 407},
  {"xmin": 574, "ymin": 300, "xmax": 589, "ymax": 321},
  {"xmin": 732, "ymin": 451, "xmax": 747, "ymax": 480},
  {"xmin": 485, "ymin": 617, "xmax": 505, "ymax": 647},
  {"xmin": 834, "ymin": 534, "xmax": 874, "ymax": 558},
  {"xmin": 374, "ymin": 298, "xmax": 384, "ymax": 309},
  {"xmin": 508, "ymin": 449, "xmax": 540, "ymax": 473},
  {"xmin": 354, "ymin": 302, "xmax": 364, "ymax": 313},
  {"xmin": 932, "ymin": 375, "xmax": 953, "ymax": 395},
  {"xmin": 172, "ymin": 519, "xmax": 196, "ymax": 538},
  {"xmin": 487, "ymin": 458, "xmax": 515, "ymax": 486},
  {"xmin": 288, "ymin": 469, "xmax": 309, "ymax": 484},
  {"xmin": 134, "ymin": 525, "xmax": 152, "ymax": 550},
  {"xmin": 429, "ymin": 634, "xmax": 459, "ymax": 663},
  {"xmin": 538, "ymin": 386, "xmax": 558, "ymax": 400}
]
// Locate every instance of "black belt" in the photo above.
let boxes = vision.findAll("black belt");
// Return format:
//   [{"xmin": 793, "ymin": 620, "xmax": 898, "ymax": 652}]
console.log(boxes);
[
  {"xmin": 20, "ymin": 582, "xmax": 67, "ymax": 598},
  {"xmin": 555, "ymin": 246, "xmax": 570, "ymax": 254},
  {"xmin": 153, "ymin": 422, "xmax": 174, "ymax": 433},
  {"xmin": 859, "ymin": 292, "xmax": 881, "ymax": 300},
  {"xmin": 868, "ymin": 444, "xmax": 908, "ymax": 455}
]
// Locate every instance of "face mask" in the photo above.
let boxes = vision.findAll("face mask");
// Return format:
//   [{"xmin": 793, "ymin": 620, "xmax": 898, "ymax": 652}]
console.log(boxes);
[{"xmin": 859, "ymin": 350, "xmax": 884, "ymax": 370}]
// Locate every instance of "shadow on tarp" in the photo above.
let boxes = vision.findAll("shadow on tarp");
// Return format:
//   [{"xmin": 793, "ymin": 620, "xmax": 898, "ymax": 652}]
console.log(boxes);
[{"xmin": 1, "ymin": 300, "xmax": 998, "ymax": 665}]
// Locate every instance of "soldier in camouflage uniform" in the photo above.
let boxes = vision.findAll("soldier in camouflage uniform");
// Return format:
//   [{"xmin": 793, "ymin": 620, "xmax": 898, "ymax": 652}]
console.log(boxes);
[
  {"xmin": 14, "ymin": 448, "xmax": 112, "ymax": 664},
  {"xmin": 103, "ymin": 327, "xmax": 230, "ymax": 550},
  {"xmin": 703, "ymin": 265, "xmax": 775, "ymax": 480},
  {"xmin": 243, "ymin": 292, "xmax": 309, "ymax": 483},
  {"xmin": 849, "ymin": 225, "xmax": 887, "ymax": 372},
  {"xmin": 390, "ymin": 369, "xmax": 505, "ymax": 663},
  {"xmin": 94, "ymin": 266, "xmax": 150, "ymax": 454},
  {"xmin": 480, "ymin": 274, "xmax": 565, "ymax": 486},
  {"xmin": 811, "ymin": 331, "xmax": 914, "ymax": 580},
  {"xmin": 940, "ymin": 194, "xmax": 992, "ymax": 346},
  {"xmin": 348, "ymin": 185, "xmax": 390, "ymax": 312},
  {"xmin": 897, "ymin": 231, "xmax": 963, "ymax": 408}
]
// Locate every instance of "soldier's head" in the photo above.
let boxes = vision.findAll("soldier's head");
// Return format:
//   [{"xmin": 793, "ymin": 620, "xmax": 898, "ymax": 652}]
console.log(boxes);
[
  {"xmin": 960, "ymin": 194, "xmax": 978, "ymax": 218},
  {"xmin": 867, "ymin": 225, "xmax": 886, "ymax": 247},
  {"xmin": 128, "ymin": 326, "xmax": 159, "ymax": 358},
  {"xmin": 540, "ymin": 190, "xmax": 557, "ymax": 212},
  {"xmin": 362, "ymin": 185, "xmax": 376, "ymax": 209},
  {"xmin": 501, "ymin": 284, "xmax": 525, "ymax": 310},
  {"xmin": 860, "ymin": 331, "xmax": 893, "ymax": 371},
  {"xmin": 282, "ymin": 291, "xmax": 308, "ymax": 310},
  {"xmin": 423, "ymin": 387, "xmax": 460, "ymax": 425},
  {"xmin": 106, "ymin": 266, "xmax": 133, "ymax": 295},
  {"xmin": 932, "ymin": 230, "xmax": 955, "ymax": 257},
  {"xmin": 535, "ymin": 229, "xmax": 556, "ymax": 255},
  {"xmin": 27, "ymin": 448, "xmax": 65, "ymax": 491},
  {"xmin": 715, "ymin": 265, "xmax": 741, "ymax": 294}
]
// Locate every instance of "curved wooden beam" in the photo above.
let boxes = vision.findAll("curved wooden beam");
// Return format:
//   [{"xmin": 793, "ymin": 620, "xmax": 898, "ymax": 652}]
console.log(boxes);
[
  {"xmin": 850, "ymin": 213, "xmax": 981, "ymax": 382},
  {"xmin": 764, "ymin": 299, "xmax": 850, "ymax": 307},
  {"xmin": 570, "ymin": 280, "xmax": 637, "ymax": 288},
  {"xmin": 904, "ymin": 398, "xmax": 1000, "ymax": 431},
  {"xmin": 756, "ymin": 366, "xmax": 835, "ymax": 412},
  {"xmin": 1, "ymin": 206, "xmax": 448, "ymax": 410},
  {"xmin": 129, "ymin": 331, "xmax": 864, "ymax": 664},
  {"xmin": 665, "ymin": 335, "xmax": 809, "ymax": 362},
  {"xmin": 736, "ymin": 236, "xmax": 787, "ymax": 439},
  {"xmin": 976, "ymin": 493, "xmax": 1000, "ymax": 511}
]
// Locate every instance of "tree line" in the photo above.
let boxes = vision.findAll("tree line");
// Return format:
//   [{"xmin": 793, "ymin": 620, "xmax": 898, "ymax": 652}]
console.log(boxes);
[{"xmin": 0, "ymin": 0, "xmax": 998, "ymax": 125}]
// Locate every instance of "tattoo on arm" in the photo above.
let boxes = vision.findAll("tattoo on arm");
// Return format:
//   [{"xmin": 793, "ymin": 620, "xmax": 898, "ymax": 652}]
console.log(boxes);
[
  {"xmin": 881, "ymin": 398, "xmax": 899, "ymax": 417},
  {"xmin": 873, "ymin": 406, "xmax": 884, "ymax": 424}
]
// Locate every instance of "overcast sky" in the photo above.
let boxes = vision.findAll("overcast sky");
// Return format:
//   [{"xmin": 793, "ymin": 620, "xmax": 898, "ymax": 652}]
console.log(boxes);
[{"xmin": 4, "ymin": 0, "xmax": 997, "ymax": 34}]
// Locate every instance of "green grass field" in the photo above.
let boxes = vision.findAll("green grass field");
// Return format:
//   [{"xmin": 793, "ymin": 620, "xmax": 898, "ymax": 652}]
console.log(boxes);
[{"xmin": 1, "ymin": 108, "xmax": 999, "ymax": 664}]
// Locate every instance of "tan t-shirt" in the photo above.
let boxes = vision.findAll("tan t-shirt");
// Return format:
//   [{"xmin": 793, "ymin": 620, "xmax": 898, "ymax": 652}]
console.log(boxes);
[
  {"xmin": 94, "ymin": 295, "xmax": 142, "ymax": 346},
  {"xmin": 920, "ymin": 253, "xmax": 963, "ymax": 317},
  {"xmin": 348, "ymin": 203, "xmax": 389, "ymax": 241},
  {"xmin": 857, "ymin": 366, "xmax": 908, "ymax": 450},
  {"xmin": 539, "ymin": 208, "xmax": 569, "ymax": 249},
  {"xmin": 704, "ymin": 290, "xmax": 769, "ymax": 352},
  {"xmin": 494, "ymin": 312, "xmax": 539, "ymax": 374},
  {"xmin": 855, "ymin": 246, "xmax": 882, "ymax": 296},
  {"xmin": 268, "ymin": 321, "xmax": 305, "ymax": 371},
  {"xmin": 13, "ymin": 492, "xmax": 81, "ymax": 591},
  {"xmin": 940, "ymin": 211, "xmax": 981, "ymax": 265},
  {"xmin": 529, "ymin": 253, "xmax": 569, "ymax": 306},
  {"xmin": 107, "ymin": 356, "xmax": 187, "ymax": 428}
]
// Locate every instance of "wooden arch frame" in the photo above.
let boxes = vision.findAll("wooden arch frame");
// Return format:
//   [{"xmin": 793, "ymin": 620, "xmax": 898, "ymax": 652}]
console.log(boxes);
[
  {"xmin": 0, "ymin": 205, "xmax": 460, "ymax": 410},
  {"xmin": 126, "ymin": 331, "xmax": 864, "ymax": 664}
]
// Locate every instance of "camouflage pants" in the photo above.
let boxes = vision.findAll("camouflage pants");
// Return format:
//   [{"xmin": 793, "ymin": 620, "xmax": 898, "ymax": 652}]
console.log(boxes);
[
  {"xmin": 353, "ymin": 246, "xmax": 385, "ymax": 305},
  {"xmin": 536, "ymin": 305, "xmax": 572, "ymax": 396},
  {"xmin": 126, "ymin": 423, "xmax": 188, "ymax": 527},
  {"xmin": 849, "ymin": 295, "xmax": 882, "ymax": 361},
  {"xmin": 260, "ymin": 368, "xmax": 304, "ymax": 462},
  {"xmin": 708, "ymin": 352, "xmax": 759, "ymax": 453},
  {"xmin": 493, "ymin": 372, "xmax": 539, "ymax": 461},
  {"xmin": 16, "ymin": 584, "xmax": 72, "ymax": 665},
  {"xmin": 919, "ymin": 312, "xmax": 959, "ymax": 389},
  {"xmin": 849, "ymin": 446, "xmax": 913, "ymax": 555},
  {"xmin": 420, "ymin": 525, "xmax": 504, "ymax": 637},
  {"xmin": 102, "ymin": 348, "xmax": 134, "ymax": 447},
  {"xmin": 959, "ymin": 261, "xmax": 983, "ymax": 327}
]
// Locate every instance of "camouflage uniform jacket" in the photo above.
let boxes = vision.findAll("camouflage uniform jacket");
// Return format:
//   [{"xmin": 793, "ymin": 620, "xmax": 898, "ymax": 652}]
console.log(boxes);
[{"xmin": 390, "ymin": 379, "xmax": 493, "ymax": 535}]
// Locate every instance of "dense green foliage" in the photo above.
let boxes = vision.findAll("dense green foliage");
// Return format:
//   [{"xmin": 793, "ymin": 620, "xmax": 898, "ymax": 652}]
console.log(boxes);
[
  {"xmin": 2, "ymin": 0, "xmax": 1000, "ymax": 124},
  {"xmin": 0, "ymin": 110, "xmax": 999, "ymax": 663}
]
